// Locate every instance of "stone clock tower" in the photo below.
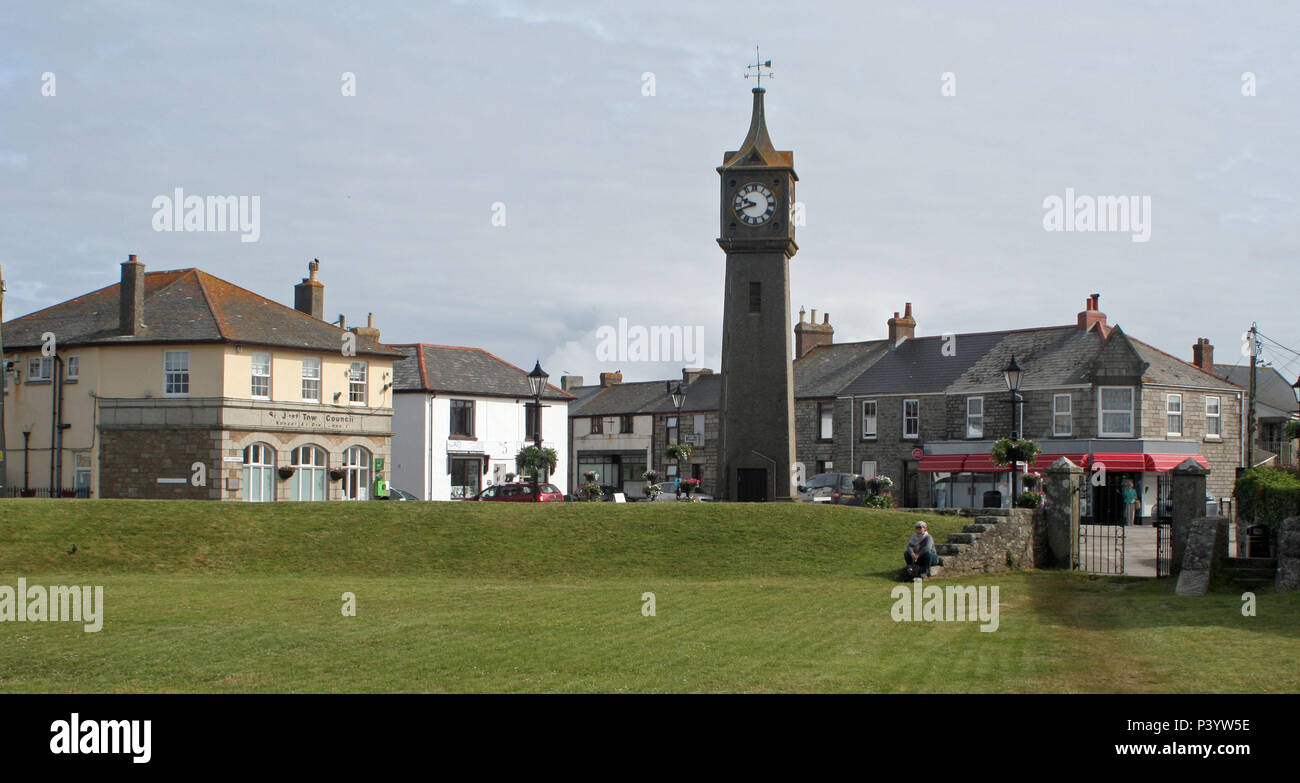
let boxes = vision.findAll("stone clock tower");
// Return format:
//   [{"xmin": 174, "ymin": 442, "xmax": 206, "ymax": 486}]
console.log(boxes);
[{"xmin": 716, "ymin": 83, "xmax": 798, "ymax": 502}]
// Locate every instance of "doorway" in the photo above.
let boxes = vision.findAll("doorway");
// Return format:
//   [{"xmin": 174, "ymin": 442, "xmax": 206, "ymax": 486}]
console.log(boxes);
[{"xmin": 737, "ymin": 468, "xmax": 767, "ymax": 502}]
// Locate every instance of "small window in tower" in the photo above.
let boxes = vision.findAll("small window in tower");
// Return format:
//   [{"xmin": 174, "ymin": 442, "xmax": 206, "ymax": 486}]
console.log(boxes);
[{"xmin": 749, "ymin": 282, "xmax": 761, "ymax": 313}]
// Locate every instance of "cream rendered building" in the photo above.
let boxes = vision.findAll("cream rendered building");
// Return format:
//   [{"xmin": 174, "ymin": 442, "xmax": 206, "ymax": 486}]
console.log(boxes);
[{"xmin": 1, "ymin": 256, "xmax": 398, "ymax": 501}]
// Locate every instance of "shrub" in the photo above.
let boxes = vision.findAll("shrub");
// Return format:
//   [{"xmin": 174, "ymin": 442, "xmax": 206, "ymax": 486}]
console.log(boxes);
[
  {"xmin": 864, "ymin": 493, "xmax": 897, "ymax": 509},
  {"xmin": 1285, "ymin": 420, "xmax": 1300, "ymax": 441},
  {"xmin": 1233, "ymin": 466, "xmax": 1300, "ymax": 532}
]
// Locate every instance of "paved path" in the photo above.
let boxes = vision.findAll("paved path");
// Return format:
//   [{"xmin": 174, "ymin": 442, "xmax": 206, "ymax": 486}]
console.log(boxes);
[{"xmin": 1078, "ymin": 524, "xmax": 1158, "ymax": 577}]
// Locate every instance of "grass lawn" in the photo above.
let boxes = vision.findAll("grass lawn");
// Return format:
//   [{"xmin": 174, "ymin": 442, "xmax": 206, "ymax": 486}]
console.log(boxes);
[{"xmin": 1, "ymin": 499, "xmax": 1296, "ymax": 693}]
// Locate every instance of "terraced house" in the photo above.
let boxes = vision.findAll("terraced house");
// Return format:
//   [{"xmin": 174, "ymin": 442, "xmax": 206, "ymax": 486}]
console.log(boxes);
[
  {"xmin": 794, "ymin": 295, "xmax": 1244, "ymax": 521},
  {"xmin": 0, "ymin": 257, "xmax": 398, "ymax": 500}
]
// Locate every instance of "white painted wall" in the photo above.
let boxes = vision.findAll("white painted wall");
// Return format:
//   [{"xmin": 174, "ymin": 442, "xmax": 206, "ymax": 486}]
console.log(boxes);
[{"xmin": 391, "ymin": 392, "xmax": 569, "ymax": 500}]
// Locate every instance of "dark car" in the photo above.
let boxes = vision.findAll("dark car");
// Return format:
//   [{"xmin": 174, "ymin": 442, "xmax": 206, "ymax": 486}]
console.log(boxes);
[
  {"xmin": 797, "ymin": 472, "xmax": 863, "ymax": 505},
  {"xmin": 474, "ymin": 482, "xmax": 564, "ymax": 503}
]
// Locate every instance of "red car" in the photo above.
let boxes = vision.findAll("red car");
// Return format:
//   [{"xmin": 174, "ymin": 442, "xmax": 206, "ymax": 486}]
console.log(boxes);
[{"xmin": 473, "ymin": 482, "xmax": 564, "ymax": 503}]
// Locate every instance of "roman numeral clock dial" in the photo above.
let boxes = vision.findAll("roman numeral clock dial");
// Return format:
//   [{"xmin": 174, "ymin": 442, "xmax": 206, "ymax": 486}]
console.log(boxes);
[{"xmin": 732, "ymin": 182, "xmax": 776, "ymax": 225}]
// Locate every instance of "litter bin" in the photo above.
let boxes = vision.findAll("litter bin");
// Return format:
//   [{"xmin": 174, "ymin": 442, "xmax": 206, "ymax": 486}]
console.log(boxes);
[{"xmin": 982, "ymin": 490, "xmax": 1002, "ymax": 509}]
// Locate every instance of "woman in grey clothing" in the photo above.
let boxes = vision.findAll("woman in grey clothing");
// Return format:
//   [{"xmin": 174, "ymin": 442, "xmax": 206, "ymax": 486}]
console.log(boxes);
[{"xmin": 904, "ymin": 520, "xmax": 937, "ymax": 576}]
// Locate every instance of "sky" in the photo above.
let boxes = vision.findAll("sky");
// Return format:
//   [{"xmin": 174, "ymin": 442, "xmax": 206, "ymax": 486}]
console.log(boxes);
[{"xmin": 2, "ymin": 1, "xmax": 1298, "ymax": 384}]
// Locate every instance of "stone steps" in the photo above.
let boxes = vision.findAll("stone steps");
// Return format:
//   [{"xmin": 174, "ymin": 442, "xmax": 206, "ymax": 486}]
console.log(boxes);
[{"xmin": 1222, "ymin": 557, "xmax": 1277, "ymax": 589}]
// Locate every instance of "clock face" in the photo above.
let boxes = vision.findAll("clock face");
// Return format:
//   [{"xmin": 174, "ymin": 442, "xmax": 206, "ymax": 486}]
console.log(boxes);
[{"xmin": 733, "ymin": 182, "xmax": 777, "ymax": 225}]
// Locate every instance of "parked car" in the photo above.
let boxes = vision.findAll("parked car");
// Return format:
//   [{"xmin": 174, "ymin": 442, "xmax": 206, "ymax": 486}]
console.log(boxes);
[
  {"xmin": 797, "ymin": 472, "xmax": 863, "ymax": 505},
  {"xmin": 474, "ymin": 482, "xmax": 564, "ymax": 503},
  {"xmin": 375, "ymin": 486, "xmax": 419, "ymax": 501}
]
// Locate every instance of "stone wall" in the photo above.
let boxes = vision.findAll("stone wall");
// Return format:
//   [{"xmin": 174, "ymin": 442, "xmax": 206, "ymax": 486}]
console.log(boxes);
[
  {"xmin": 1277, "ymin": 517, "xmax": 1300, "ymax": 594},
  {"xmin": 1174, "ymin": 515, "xmax": 1230, "ymax": 596},
  {"xmin": 932, "ymin": 508, "xmax": 1046, "ymax": 578},
  {"xmin": 100, "ymin": 428, "xmax": 222, "ymax": 499}
]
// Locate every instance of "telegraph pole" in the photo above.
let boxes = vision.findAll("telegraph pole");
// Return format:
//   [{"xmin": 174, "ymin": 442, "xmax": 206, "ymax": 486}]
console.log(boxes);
[{"xmin": 1247, "ymin": 322, "xmax": 1258, "ymax": 468}]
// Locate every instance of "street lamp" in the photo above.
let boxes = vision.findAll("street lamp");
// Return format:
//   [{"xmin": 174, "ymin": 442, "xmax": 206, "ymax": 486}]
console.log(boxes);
[
  {"xmin": 1292, "ymin": 374, "xmax": 1300, "ymax": 410},
  {"xmin": 526, "ymin": 361, "xmax": 548, "ymax": 482},
  {"xmin": 670, "ymin": 383, "xmax": 686, "ymax": 486},
  {"xmin": 1003, "ymin": 355, "xmax": 1024, "ymax": 504}
]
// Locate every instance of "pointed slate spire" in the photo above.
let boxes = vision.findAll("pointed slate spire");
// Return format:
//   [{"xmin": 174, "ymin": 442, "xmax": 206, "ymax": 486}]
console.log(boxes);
[{"xmin": 721, "ymin": 87, "xmax": 795, "ymax": 170}]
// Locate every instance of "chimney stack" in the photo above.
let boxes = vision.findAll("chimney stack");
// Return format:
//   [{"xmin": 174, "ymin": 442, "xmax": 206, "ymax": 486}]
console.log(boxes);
[
  {"xmin": 886, "ymin": 302, "xmax": 916, "ymax": 347},
  {"xmin": 1076, "ymin": 293, "xmax": 1109, "ymax": 335},
  {"xmin": 599, "ymin": 371, "xmax": 623, "ymax": 387},
  {"xmin": 794, "ymin": 307, "xmax": 834, "ymax": 357},
  {"xmin": 352, "ymin": 311, "xmax": 380, "ymax": 342},
  {"xmin": 561, "ymin": 375, "xmax": 584, "ymax": 391},
  {"xmin": 1193, "ymin": 338, "xmax": 1215, "ymax": 371},
  {"xmin": 119, "ymin": 254, "xmax": 145, "ymax": 336},
  {"xmin": 682, "ymin": 367, "xmax": 715, "ymax": 385},
  {"xmin": 294, "ymin": 259, "xmax": 325, "ymax": 320}
]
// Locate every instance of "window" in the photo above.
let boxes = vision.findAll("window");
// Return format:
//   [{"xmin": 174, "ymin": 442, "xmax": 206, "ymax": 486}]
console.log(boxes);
[
  {"xmin": 1206, "ymin": 396, "xmax": 1221, "ymax": 438},
  {"xmin": 666, "ymin": 416, "xmax": 678, "ymax": 444},
  {"xmin": 164, "ymin": 350, "xmax": 190, "ymax": 396},
  {"xmin": 243, "ymin": 443, "xmax": 276, "ymax": 502},
  {"xmin": 290, "ymin": 445, "xmax": 328, "ymax": 501},
  {"xmin": 966, "ymin": 397, "xmax": 983, "ymax": 439},
  {"xmin": 589, "ymin": 415, "xmax": 603, "ymax": 435},
  {"xmin": 620, "ymin": 414, "xmax": 634, "ymax": 434},
  {"xmin": 251, "ymin": 352, "xmax": 271, "ymax": 398},
  {"xmin": 75, "ymin": 453, "xmax": 91, "ymax": 493},
  {"xmin": 28, "ymin": 357, "xmax": 52, "ymax": 381},
  {"xmin": 342, "ymin": 446, "xmax": 371, "ymax": 500},
  {"xmin": 819, "ymin": 402, "xmax": 834, "ymax": 440},
  {"xmin": 348, "ymin": 361, "xmax": 367, "ymax": 405},
  {"xmin": 693, "ymin": 414, "xmax": 705, "ymax": 439},
  {"xmin": 66, "ymin": 356, "xmax": 79, "ymax": 380},
  {"xmin": 1099, "ymin": 386, "xmax": 1134, "ymax": 437},
  {"xmin": 861, "ymin": 460, "xmax": 877, "ymax": 479},
  {"xmin": 301, "ymin": 357, "xmax": 321, "ymax": 402},
  {"xmin": 748, "ymin": 282, "xmax": 761, "ymax": 313},
  {"xmin": 861, "ymin": 400, "xmax": 877, "ymax": 438},
  {"xmin": 1166, "ymin": 393, "xmax": 1183, "ymax": 436},
  {"xmin": 816, "ymin": 460, "xmax": 833, "ymax": 474},
  {"xmin": 1053, "ymin": 394, "xmax": 1072, "ymax": 436},
  {"xmin": 903, "ymin": 399, "xmax": 919, "ymax": 439},
  {"xmin": 450, "ymin": 399, "xmax": 474, "ymax": 437},
  {"xmin": 525, "ymin": 403, "xmax": 541, "ymax": 441}
]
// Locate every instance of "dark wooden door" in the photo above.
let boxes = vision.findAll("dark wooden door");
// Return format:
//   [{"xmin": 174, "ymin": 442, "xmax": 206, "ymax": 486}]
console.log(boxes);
[{"xmin": 737, "ymin": 468, "xmax": 767, "ymax": 502}]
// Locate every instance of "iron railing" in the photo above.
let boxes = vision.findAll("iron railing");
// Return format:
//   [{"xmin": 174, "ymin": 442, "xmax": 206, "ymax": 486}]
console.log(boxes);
[{"xmin": 2, "ymin": 487, "xmax": 92, "ymax": 499}]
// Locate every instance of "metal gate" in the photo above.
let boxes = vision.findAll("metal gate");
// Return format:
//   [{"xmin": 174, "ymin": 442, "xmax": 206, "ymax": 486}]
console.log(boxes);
[
  {"xmin": 1077, "ymin": 523, "xmax": 1126, "ymax": 574},
  {"xmin": 1155, "ymin": 523, "xmax": 1173, "ymax": 578}
]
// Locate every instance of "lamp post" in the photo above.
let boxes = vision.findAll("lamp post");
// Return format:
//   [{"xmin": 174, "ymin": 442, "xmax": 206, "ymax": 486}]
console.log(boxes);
[
  {"xmin": 1291, "ymin": 375, "xmax": 1300, "ymax": 465},
  {"xmin": 1003, "ymin": 355, "xmax": 1023, "ymax": 505},
  {"xmin": 670, "ymin": 382, "xmax": 686, "ymax": 489},
  {"xmin": 526, "ymin": 361, "xmax": 548, "ymax": 482}
]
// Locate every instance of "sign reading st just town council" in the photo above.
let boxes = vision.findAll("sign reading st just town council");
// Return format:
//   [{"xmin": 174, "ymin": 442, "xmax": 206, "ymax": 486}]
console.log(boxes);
[{"xmin": 264, "ymin": 410, "xmax": 358, "ymax": 429}]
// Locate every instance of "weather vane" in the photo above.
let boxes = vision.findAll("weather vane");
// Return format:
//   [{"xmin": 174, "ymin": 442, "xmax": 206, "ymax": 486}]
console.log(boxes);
[{"xmin": 744, "ymin": 46, "xmax": 773, "ymax": 88}]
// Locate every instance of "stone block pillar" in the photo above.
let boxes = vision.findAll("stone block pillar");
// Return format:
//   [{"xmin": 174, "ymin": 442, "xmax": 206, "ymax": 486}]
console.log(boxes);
[
  {"xmin": 1043, "ymin": 457, "xmax": 1083, "ymax": 569},
  {"xmin": 1170, "ymin": 459, "xmax": 1210, "ymax": 575},
  {"xmin": 1175, "ymin": 515, "xmax": 1229, "ymax": 596}
]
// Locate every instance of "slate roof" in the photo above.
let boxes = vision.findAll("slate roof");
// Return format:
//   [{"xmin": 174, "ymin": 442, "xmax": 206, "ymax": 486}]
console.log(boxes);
[
  {"xmin": 840, "ymin": 328, "xmax": 1036, "ymax": 396},
  {"xmin": 568, "ymin": 380, "xmax": 679, "ymax": 416},
  {"xmin": 1131, "ymin": 339, "xmax": 1241, "ymax": 391},
  {"xmin": 389, "ymin": 344, "xmax": 571, "ymax": 401},
  {"xmin": 1, "ymin": 268, "xmax": 397, "ymax": 357},
  {"xmin": 1214, "ymin": 364, "xmax": 1297, "ymax": 419},
  {"xmin": 794, "ymin": 340, "xmax": 890, "ymax": 398}
]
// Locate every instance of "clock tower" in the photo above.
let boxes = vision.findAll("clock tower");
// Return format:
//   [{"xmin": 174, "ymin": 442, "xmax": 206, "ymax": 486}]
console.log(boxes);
[{"xmin": 716, "ymin": 79, "xmax": 799, "ymax": 502}]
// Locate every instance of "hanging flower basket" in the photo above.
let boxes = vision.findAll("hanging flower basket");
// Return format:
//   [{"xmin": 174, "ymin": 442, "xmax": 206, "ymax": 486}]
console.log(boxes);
[
  {"xmin": 665, "ymin": 444, "xmax": 693, "ymax": 462},
  {"xmin": 329, "ymin": 468, "xmax": 346, "ymax": 482},
  {"xmin": 277, "ymin": 466, "xmax": 296, "ymax": 480},
  {"xmin": 991, "ymin": 437, "xmax": 1042, "ymax": 467},
  {"xmin": 679, "ymin": 477, "xmax": 701, "ymax": 497}
]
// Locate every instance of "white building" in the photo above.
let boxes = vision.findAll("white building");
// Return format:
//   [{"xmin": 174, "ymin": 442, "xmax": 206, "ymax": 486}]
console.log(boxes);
[{"xmin": 389, "ymin": 344, "xmax": 572, "ymax": 500}]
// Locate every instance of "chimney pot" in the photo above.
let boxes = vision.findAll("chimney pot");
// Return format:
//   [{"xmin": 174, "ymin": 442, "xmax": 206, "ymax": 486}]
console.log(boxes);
[
  {"xmin": 823, "ymin": 313, "xmax": 830, "ymax": 325},
  {"xmin": 904, "ymin": 302, "xmax": 913, "ymax": 317}
]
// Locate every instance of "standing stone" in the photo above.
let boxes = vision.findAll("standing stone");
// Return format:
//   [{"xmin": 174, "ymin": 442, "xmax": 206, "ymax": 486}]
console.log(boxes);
[
  {"xmin": 1170, "ymin": 459, "xmax": 1210, "ymax": 575},
  {"xmin": 1175, "ymin": 515, "xmax": 1229, "ymax": 596},
  {"xmin": 1277, "ymin": 517, "xmax": 1300, "ymax": 594},
  {"xmin": 1043, "ymin": 457, "xmax": 1083, "ymax": 569}
]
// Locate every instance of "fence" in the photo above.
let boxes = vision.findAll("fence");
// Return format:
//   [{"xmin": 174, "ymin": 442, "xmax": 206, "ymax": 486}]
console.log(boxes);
[{"xmin": 2, "ymin": 487, "xmax": 92, "ymax": 499}]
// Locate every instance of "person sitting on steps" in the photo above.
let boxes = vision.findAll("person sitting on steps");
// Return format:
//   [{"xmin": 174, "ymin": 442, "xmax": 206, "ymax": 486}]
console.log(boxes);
[{"xmin": 905, "ymin": 520, "xmax": 938, "ymax": 577}]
